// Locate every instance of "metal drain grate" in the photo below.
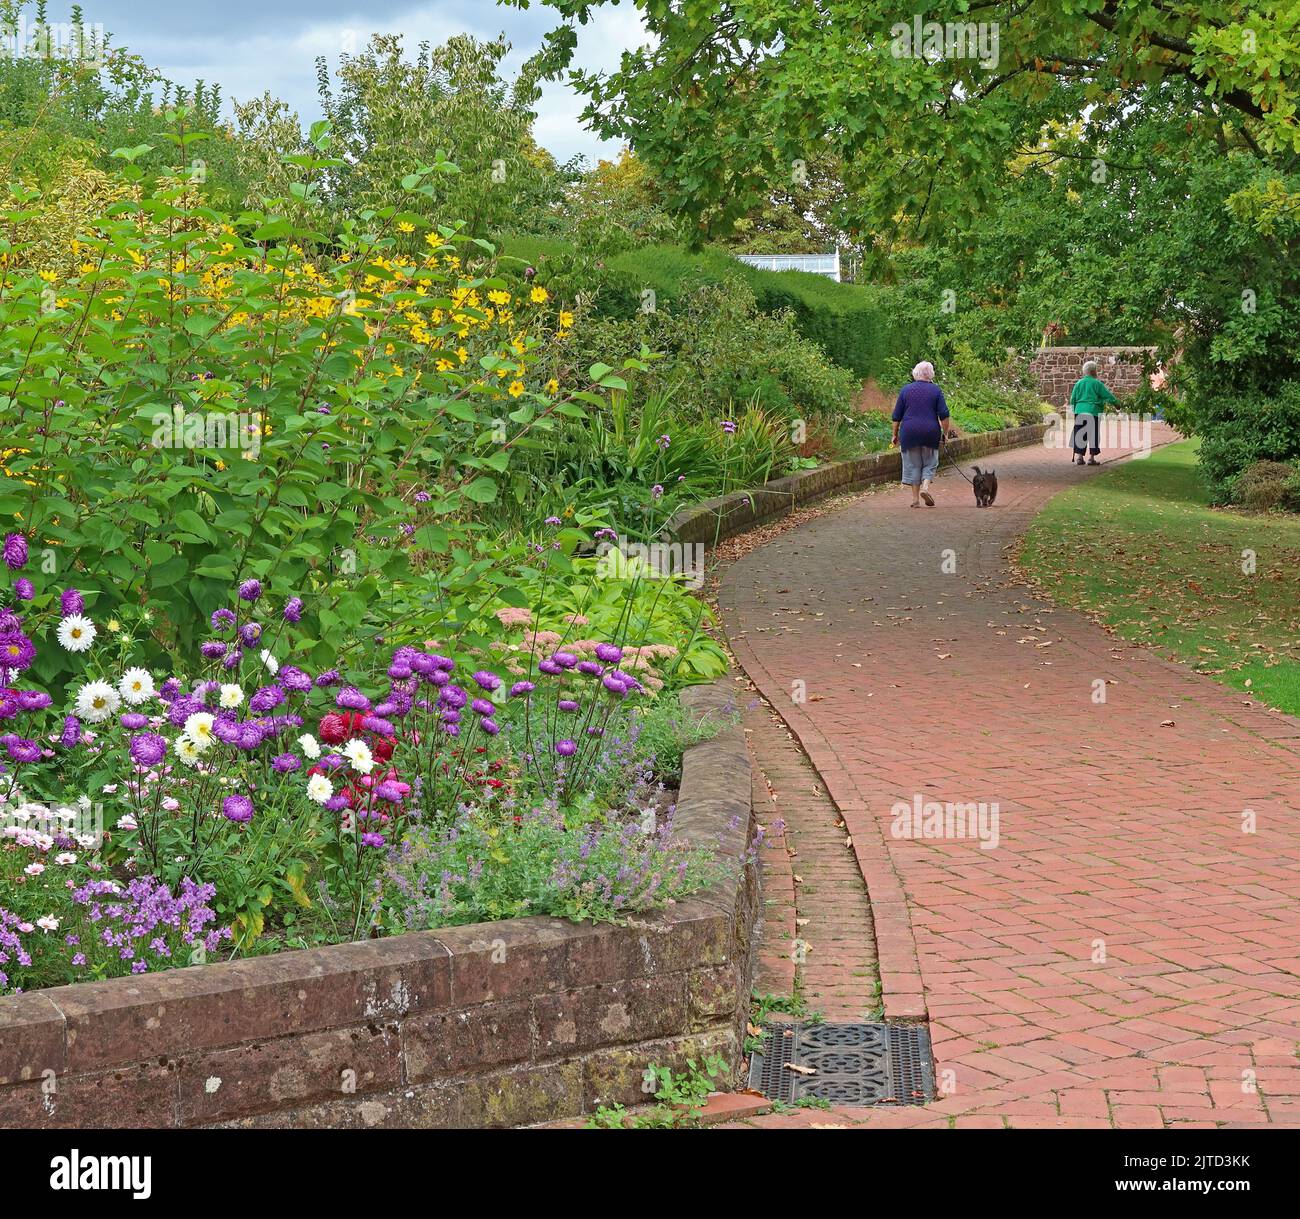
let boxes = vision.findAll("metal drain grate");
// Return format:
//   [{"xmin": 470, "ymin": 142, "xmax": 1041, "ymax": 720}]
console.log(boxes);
[{"xmin": 747, "ymin": 1022, "xmax": 934, "ymax": 1106}]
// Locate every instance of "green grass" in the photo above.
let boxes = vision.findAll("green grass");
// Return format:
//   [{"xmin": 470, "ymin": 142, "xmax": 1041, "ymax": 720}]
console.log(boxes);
[{"xmin": 1019, "ymin": 439, "xmax": 1300, "ymax": 715}]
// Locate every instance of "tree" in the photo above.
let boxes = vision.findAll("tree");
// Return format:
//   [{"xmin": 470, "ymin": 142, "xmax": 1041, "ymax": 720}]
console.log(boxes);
[{"xmin": 317, "ymin": 33, "xmax": 568, "ymax": 236}]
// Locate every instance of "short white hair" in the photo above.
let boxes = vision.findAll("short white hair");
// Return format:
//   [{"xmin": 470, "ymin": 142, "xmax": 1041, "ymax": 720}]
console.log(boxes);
[
  {"xmin": 912, "ymin": 360, "xmax": 936, "ymax": 382},
  {"xmin": 1081, "ymin": 359, "xmax": 1098, "ymax": 376}
]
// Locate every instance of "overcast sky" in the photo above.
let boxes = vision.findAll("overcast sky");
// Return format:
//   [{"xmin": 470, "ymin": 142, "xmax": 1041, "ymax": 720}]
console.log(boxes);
[{"xmin": 37, "ymin": 0, "xmax": 641, "ymax": 164}]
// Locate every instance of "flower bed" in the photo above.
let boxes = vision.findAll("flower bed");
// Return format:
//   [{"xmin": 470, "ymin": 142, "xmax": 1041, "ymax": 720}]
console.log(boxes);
[{"xmin": 0, "ymin": 681, "xmax": 756, "ymax": 1128}]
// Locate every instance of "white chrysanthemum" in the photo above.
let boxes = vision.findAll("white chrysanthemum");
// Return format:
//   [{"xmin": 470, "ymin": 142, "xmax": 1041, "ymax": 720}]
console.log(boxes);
[
  {"xmin": 259, "ymin": 649, "xmax": 279, "ymax": 675},
  {"xmin": 298, "ymin": 733, "xmax": 321, "ymax": 760},
  {"xmin": 342, "ymin": 738, "xmax": 374, "ymax": 775},
  {"xmin": 182, "ymin": 712, "xmax": 216, "ymax": 751},
  {"xmin": 55, "ymin": 852, "xmax": 77, "ymax": 865},
  {"xmin": 57, "ymin": 614, "xmax": 97, "ymax": 653},
  {"xmin": 175, "ymin": 735, "xmax": 202, "ymax": 766},
  {"xmin": 36, "ymin": 915, "xmax": 59, "ymax": 932},
  {"xmin": 218, "ymin": 683, "xmax": 244, "ymax": 709},
  {"xmin": 75, "ymin": 680, "xmax": 120, "ymax": 724},
  {"xmin": 119, "ymin": 667, "xmax": 156, "ymax": 705},
  {"xmin": 306, "ymin": 773, "xmax": 333, "ymax": 805}
]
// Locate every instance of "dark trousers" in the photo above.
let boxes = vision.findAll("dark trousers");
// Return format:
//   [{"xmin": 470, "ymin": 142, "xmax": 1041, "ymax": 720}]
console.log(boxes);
[{"xmin": 1072, "ymin": 414, "xmax": 1100, "ymax": 457}]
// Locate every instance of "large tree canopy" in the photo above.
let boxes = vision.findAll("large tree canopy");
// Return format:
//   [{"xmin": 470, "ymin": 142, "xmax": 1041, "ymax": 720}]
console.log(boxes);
[{"xmin": 517, "ymin": 1, "xmax": 1297, "ymax": 239}]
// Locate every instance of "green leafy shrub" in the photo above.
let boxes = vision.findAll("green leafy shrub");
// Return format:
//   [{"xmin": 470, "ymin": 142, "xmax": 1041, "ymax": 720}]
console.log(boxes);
[{"xmin": 1196, "ymin": 382, "xmax": 1300, "ymax": 502}]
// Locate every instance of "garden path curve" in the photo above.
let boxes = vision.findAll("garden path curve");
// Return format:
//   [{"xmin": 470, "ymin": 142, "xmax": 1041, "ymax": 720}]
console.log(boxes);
[{"xmin": 720, "ymin": 427, "xmax": 1300, "ymax": 1128}]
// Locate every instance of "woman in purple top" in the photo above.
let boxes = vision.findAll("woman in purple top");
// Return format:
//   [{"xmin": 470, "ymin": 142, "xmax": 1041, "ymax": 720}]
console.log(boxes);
[{"xmin": 891, "ymin": 361, "xmax": 957, "ymax": 507}]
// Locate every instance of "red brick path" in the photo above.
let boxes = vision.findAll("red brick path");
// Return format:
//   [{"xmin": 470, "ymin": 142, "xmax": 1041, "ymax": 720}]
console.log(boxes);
[{"xmin": 720, "ymin": 430, "xmax": 1300, "ymax": 1128}]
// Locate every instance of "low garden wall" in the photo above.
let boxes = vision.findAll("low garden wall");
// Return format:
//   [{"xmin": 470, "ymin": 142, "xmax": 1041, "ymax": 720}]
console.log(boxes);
[
  {"xmin": 669, "ymin": 423, "xmax": 1048, "ymax": 546},
  {"xmin": 0, "ymin": 684, "xmax": 758, "ymax": 1129},
  {"xmin": 1028, "ymin": 345, "xmax": 1156, "ymax": 407}
]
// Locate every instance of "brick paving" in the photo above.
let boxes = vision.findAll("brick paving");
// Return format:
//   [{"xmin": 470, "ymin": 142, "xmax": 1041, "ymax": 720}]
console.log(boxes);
[
  {"xmin": 748, "ymin": 698, "xmax": 881, "ymax": 1020},
  {"xmin": 718, "ymin": 428, "xmax": 1300, "ymax": 1128}
]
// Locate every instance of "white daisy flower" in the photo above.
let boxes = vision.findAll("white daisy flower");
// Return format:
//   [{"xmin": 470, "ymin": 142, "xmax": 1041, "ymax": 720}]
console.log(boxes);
[
  {"xmin": 119, "ymin": 667, "xmax": 156, "ymax": 705},
  {"xmin": 259, "ymin": 649, "xmax": 279, "ymax": 675},
  {"xmin": 36, "ymin": 915, "xmax": 59, "ymax": 932},
  {"xmin": 175, "ymin": 735, "xmax": 202, "ymax": 767},
  {"xmin": 218, "ymin": 683, "xmax": 244, "ymax": 709},
  {"xmin": 24, "ymin": 862, "xmax": 45, "ymax": 875},
  {"xmin": 75, "ymin": 680, "xmax": 121, "ymax": 723},
  {"xmin": 116, "ymin": 813, "xmax": 138, "ymax": 831},
  {"xmin": 57, "ymin": 614, "xmax": 97, "ymax": 653},
  {"xmin": 182, "ymin": 713, "xmax": 216, "ymax": 751},
  {"xmin": 306, "ymin": 773, "xmax": 333, "ymax": 805},
  {"xmin": 55, "ymin": 852, "xmax": 77, "ymax": 865},
  {"xmin": 342, "ymin": 738, "xmax": 374, "ymax": 775},
  {"xmin": 298, "ymin": 733, "xmax": 321, "ymax": 759}
]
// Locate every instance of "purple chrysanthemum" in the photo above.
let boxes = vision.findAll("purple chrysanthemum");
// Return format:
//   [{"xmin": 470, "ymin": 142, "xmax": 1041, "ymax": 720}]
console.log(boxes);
[
  {"xmin": 210, "ymin": 608, "xmax": 236, "ymax": 632},
  {"xmin": 6, "ymin": 737, "xmax": 41, "ymax": 762},
  {"xmin": 249, "ymin": 685, "xmax": 285, "ymax": 713},
  {"xmin": 594, "ymin": 643, "xmax": 623, "ymax": 663},
  {"xmin": 17, "ymin": 689, "xmax": 50, "ymax": 711},
  {"xmin": 315, "ymin": 669, "xmax": 340, "ymax": 688},
  {"xmin": 510, "ymin": 680, "xmax": 535, "ymax": 698},
  {"xmin": 479, "ymin": 718, "xmax": 500, "ymax": 736},
  {"xmin": 470, "ymin": 698, "xmax": 494, "ymax": 717},
  {"xmin": 336, "ymin": 686, "xmax": 370, "ymax": 711},
  {"xmin": 237, "ymin": 579, "xmax": 262, "ymax": 603},
  {"xmin": 13, "ymin": 578, "xmax": 33, "ymax": 601},
  {"xmin": 200, "ymin": 641, "xmax": 228, "ymax": 660},
  {"xmin": 60, "ymin": 588, "xmax": 84, "ymax": 615},
  {"xmin": 2, "ymin": 533, "xmax": 28, "ymax": 571},
  {"xmin": 555, "ymin": 739, "xmax": 578, "ymax": 757},
  {"xmin": 558, "ymin": 699, "xmax": 579, "ymax": 713},
  {"xmin": 60, "ymin": 715, "xmax": 81, "ymax": 747},
  {"xmin": 282, "ymin": 597, "xmax": 303, "ymax": 623},
  {"xmin": 120, "ymin": 712, "xmax": 148, "ymax": 730},
  {"xmin": 278, "ymin": 665, "xmax": 313, "ymax": 693},
  {"xmin": 129, "ymin": 733, "xmax": 167, "ymax": 768},
  {"xmin": 272, "ymin": 753, "xmax": 300, "ymax": 773},
  {"xmin": 222, "ymin": 795, "xmax": 254, "ymax": 823},
  {"xmin": 238, "ymin": 622, "xmax": 262, "ymax": 645}
]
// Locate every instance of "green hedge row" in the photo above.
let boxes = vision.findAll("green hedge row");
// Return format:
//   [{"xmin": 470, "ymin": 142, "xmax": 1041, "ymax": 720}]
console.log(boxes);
[{"xmin": 495, "ymin": 235, "xmax": 891, "ymax": 379}]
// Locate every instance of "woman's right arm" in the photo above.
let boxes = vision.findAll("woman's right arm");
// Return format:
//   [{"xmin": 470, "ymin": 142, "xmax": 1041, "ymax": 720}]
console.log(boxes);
[{"xmin": 892, "ymin": 389, "xmax": 905, "ymax": 446}]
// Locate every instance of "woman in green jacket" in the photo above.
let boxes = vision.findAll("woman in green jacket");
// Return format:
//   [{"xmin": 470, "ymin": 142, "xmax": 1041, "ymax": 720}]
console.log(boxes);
[{"xmin": 1069, "ymin": 360, "xmax": 1118, "ymax": 465}]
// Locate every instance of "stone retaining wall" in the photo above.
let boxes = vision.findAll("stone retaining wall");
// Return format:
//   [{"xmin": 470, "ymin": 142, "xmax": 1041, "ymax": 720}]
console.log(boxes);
[
  {"xmin": 669, "ymin": 423, "xmax": 1048, "ymax": 547},
  {"xmin": 0, "ymin": 684, "xmax": 757, "ymax": 1129},
  {"xmin": 1028, "ymin": 346, "xmax": 1155, "ymax": 408}
]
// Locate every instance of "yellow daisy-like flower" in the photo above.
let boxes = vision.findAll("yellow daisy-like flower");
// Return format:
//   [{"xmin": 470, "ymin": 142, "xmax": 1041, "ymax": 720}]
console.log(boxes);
[
  {"xmin": 530, "ymin": 286, "xmax": 549, "ymax": 304},
  {"xmin": 397, "ymin": 221, "xmax": 415, "ymax": 234},
  {"xmin": 545, "ymin": 379, "xmax": 559, "ymax": 395},
  {"xmin": 38, "ymin": 270, "xmax": 58, "ymax": 284},
  {"xmin": 508, "ymin": 380, "xmax": 525, "ymax": 398}
]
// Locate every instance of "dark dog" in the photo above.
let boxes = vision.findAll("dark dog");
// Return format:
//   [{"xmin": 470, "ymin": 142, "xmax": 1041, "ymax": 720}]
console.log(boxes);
[{"xmin": 972, "ymin": 465, "xmax": 998, "ymax": 507}]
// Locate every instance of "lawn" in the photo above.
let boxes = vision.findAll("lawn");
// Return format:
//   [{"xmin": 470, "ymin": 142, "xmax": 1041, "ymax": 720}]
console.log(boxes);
[{"xmin": 1018, "ymin": 439, "xmax": 1300, "ymax": 715}]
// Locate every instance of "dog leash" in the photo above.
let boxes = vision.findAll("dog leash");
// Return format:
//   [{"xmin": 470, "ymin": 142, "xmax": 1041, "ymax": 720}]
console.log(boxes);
[{"xmin": 940, "ymin": 433, "xmax": 976, "ymax": 485}]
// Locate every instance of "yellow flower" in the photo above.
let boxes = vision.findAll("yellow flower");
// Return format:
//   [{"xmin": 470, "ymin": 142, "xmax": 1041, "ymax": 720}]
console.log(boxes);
[
  {"xmin": 530, "ymin": 286, "xmax": 549, "ymax": 304},
  {"xmin": 508, "ymin": 380, "xmax": 525, "ymax": 398},
  {"xmin": 397, "ymin": 221, "xmax": 415, "ymax": 234},
  {"xmin": 545, "ymin": 379, "xmax": 559, "ymax": 395},
  {"xmin": 559, "ymin": 311, "xmax": 574, "ymax": 328},
  {"xmin": 106, "ymin": 619, "xmax": 121, "ymax": 634},
  {"xmin": 38, "ymin": 270, "xmax": 58, "ymax": 284}
]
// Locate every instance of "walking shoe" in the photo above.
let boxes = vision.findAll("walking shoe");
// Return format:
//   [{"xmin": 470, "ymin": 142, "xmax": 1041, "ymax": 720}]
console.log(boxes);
[{"xmin": 1087, "ymin": 457, "xmax": 1100, "ymax": 465}]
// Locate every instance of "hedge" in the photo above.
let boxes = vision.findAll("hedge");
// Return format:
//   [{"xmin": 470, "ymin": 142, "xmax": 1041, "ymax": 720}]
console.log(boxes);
[{"xmin": 494, "ymin": 235, "xmax": 891, "ymax": 380}]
